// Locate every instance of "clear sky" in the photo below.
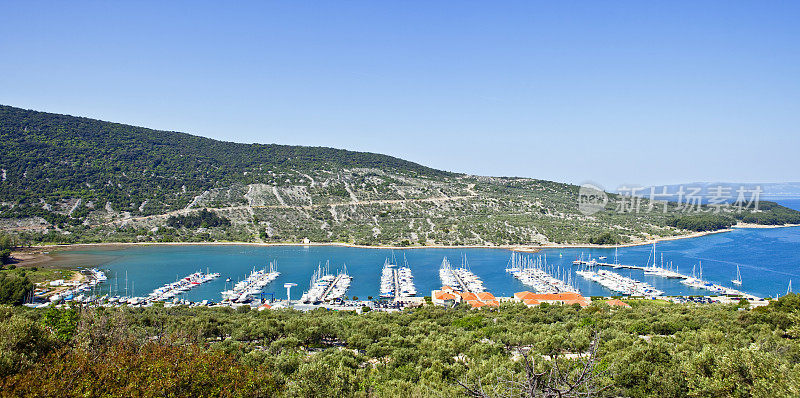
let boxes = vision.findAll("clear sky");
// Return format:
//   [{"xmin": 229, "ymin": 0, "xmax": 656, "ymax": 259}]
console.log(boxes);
[{"xmin": 1, "ymin": 1, "xmax": 798, "ymax": 188}]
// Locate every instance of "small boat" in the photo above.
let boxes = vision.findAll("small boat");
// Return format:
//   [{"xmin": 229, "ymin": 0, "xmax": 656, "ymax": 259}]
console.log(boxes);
[{"xmin": 731, "ymin": 265, "xmax": 742, "ymax": 286}]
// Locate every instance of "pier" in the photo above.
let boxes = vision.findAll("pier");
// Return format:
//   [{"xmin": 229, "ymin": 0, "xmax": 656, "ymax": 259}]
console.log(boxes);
[
  {"xmin": 450, "ymin": 267, "xmax": 470, "ymax": 292},
  {"xmin": 440, "ymin": 257, "xmax": 485, "ymax": 293},
  {"xmin": 574, "ymin": 253, "xmax": 753, "ymax": 299},
  {"xmin": 221, "ymin": 262, "xmax": 280, "ymax": 303},
  {"xmin": 572, "ymin": 260, "xmax": 646, "ymax": 271},
  {"xmin": 380, "ymin": 257, "xmax": 418, "ymax": 301},
  {"xmin": 577, "ymin": 268, "xmax": 663, "ymax": 297},
  {"xmin": 508, "ymin": 253, "xmax": 579, "ymax": 294},
  {"xmin": 149, "ymin": 271, "xmax": 220, "ymax": 302},
  {"xmin": 392, "ymin": 268, "xmax": 400, "ymax": 298},
  {"xmin": 321, "ymin": 273, "xmax": 347, "ymax": 301}
]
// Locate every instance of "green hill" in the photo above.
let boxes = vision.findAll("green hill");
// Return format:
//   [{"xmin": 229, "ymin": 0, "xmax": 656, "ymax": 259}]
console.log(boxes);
[
  {"xmin": 1, "ymin": 105, "xmax": 798, "ymax": 246},
  {"xmin": 0, "ymin": 105, "xmax": 448, "ymax": 208}
]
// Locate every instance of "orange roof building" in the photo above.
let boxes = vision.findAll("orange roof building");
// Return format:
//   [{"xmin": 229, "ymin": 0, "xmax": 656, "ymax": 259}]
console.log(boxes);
[
  {"xmin": 522, "ymin": 298, "xmax": 541, "ymax": 307},
  {"xmin": 434, "ymin": 291, "xmax": 457, "ymax": 301},
  {"xmin": 459, "ymin": 292, "xmax": 479, "ymax": 301},
  {"xmin": 432, "ymin": 286, "xmax": 501, "ymax": 309},
  {"xmin": 477, "ymin": 292, "xmax": 496, "ymax": 301},
  {"xmin": 467, "ymin": 300, "xmax": 486, "ymax": 308},
  {"xmin": 605, "ymin": 299, "xmax": 631, "ymax": 308},
  {"xmin": 514, "ymin": 292, "xmax": 590, "ymax": 307},
  {"xmin": 514, "ymin": 291, "xmax": 536, "ymax": 301},
  {"xmin": 432, "ymin": 288, "xmax": 461, "ymax": 306}
]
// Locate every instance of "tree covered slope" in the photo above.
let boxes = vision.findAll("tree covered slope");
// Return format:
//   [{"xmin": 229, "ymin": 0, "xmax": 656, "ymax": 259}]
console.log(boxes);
[
  {"xmin": 0, "ymin": 105, "xmax": 447, "ymax": 207},
  {"xmin": 1, "ymin": 105, "xmax": 798, "ymax": 246}
]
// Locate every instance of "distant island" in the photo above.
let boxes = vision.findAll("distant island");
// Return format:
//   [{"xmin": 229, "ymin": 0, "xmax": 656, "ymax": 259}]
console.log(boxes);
[{"xmin": 1, "ymin": 104, "xmax": 799, "ymax": 250}]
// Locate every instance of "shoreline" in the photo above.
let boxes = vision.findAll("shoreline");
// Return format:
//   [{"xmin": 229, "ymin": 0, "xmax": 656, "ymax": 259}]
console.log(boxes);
[
  {"xmin": 732, "ymin": 223, "xmax": 800, "ymax": 229},
  {"xmin": 10, "ymin": 223, "xmax": 798, "ymax": 267}
]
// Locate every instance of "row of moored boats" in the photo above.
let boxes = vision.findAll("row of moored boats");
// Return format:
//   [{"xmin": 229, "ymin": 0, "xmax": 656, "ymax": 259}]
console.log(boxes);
[
  {"xmin": 577, "ymin": 268, "xmax": 664, "ymax": 297},
  {"xmin": 439, "ymin": 256, "xmax": 485, "ymax": 292},
  {"xmin": 47, "ymin": 268, "xmax": 108, "ymax": 303},
  {"xmin": 379, "ymin": 257, "xmax": 417, "ymax": 299},
  {"xmin": 221, "ymin": 262, "xmax": 281, "ymax": 303},
  {"xmin": 300, "ymin": 262, "xmax": 353, "ymax": 304},
  {"xmin": 149, "ymin": 271, "xmax": 220, "ymax": 301},
  {"xmin": 506, "ymin": 252, "xmax": 579, "ymax": 294}
]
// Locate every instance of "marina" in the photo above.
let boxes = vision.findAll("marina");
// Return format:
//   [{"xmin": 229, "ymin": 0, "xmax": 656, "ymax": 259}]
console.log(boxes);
[
  {"xmin": 679, "ymin": 262, "xmax": 746, "ymax": 296},
  {"xmin": 576, "ymin": 267, "xmax": 664, "ymax": 297},
  {"xmin": 379, "ymin": 255, "xmax": 417, "ymax": 300},
  {"xmin": 26, "ymin": 225, "xmax": 800, "ymax": 305},
  {"xmin": 642, "ymin": 244, "xmax": 685, "ymax": 278},
  {"xmin": 43, "ymin": 268, "xmax": 107, "ymax": 304},
  {"xmin": 439, "ymin": 256, "xmax": 485, "ymax": 293},
  {"xmin": 506, "ymin": 252, "xmax": 578, "ymax": 294},
  {"xmin": 573, "ymin": 243, "xmax": 751, "ymax": 298},
  {"xmin": 221, "ymin": 261, "xmax": 280, "ymax": 303},
  {"xmin": 148, "ymin": 271, "xmax": 220, "ymax": 302},
  {"xmin": 300, "ymin": 262, "xmax": 352, "ymax": 303}
]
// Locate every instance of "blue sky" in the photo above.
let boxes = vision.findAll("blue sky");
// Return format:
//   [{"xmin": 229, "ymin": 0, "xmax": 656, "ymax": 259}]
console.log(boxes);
[{"xmin": 1, "ymin": 2, "xmax": 798, "ymax": 188}]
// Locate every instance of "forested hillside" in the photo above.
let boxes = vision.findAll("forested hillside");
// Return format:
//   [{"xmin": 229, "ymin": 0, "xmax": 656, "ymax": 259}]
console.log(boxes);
[
  {"xmin": 0, "ymin": 105, "xmax": 446, "ymax": 209},
  {"xmin": 1, "ymin": 105, "xmax": 799, "ymax": 246}
]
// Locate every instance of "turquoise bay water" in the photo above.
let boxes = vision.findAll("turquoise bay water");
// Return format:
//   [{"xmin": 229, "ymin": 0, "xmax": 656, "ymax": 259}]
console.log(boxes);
[{"xmin": 62, "ymin": 226, "xmax": 800, "ymax": 301}]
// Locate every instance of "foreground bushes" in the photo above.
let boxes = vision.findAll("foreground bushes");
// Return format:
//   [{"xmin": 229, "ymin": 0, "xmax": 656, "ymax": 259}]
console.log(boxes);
[{"xmin": 1, "ymin": 296, "xmax": 800, "ymax": 397}]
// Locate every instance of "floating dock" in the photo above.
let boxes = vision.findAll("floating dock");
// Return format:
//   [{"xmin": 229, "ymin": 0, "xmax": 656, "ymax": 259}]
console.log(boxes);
[
  {"xmin": 506, "ymin": 253, "xmax": 579, "ymax": 294},
  {"xmin": 380, "ymin": 257, "xmax": 417, "ymax": 301},
  {"xmin": 148, "ymin": 271, "xmax": 220, "ymax": 302},
  {"xmin": 221, "ymin": 261, "xmax": 280, "ymax": 303},
  {"xmin": 439, "ymin": 257, "xmax": 485, "ymax": 293},
  {"xmin": 300, "ymin": 262, "xmax": 352, "ymax": 303},
  {"xmin": 577, "ymin": 268, "xmax": 663, "ymax": 297},
  {"xmin": 574, "ymin": 249, "xmax": 749, "ymax": 297}
]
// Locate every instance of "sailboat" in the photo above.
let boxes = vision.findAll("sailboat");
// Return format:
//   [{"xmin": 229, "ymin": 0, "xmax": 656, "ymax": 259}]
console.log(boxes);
[
  {"xmin": 644, "ymin": 243, "xmax": 659, "ymax": 275},
  {"xmin": 731, "ymin": 265, "xmax": 742, "ymax": 286}
]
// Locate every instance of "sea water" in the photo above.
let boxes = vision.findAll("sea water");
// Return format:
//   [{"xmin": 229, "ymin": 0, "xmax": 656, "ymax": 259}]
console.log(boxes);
[{"xmin": 54, "ymin": 225, "xmax": 800, "ymax": 301}]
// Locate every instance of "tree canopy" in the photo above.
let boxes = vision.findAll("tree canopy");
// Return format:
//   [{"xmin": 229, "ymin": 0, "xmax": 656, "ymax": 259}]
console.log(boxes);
[{"xmin": 1, "ymin": 295, "xmax": 799, "ymax": 396}]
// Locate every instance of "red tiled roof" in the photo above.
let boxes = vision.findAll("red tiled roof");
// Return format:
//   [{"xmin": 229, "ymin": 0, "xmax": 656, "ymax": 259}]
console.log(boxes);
[
  {"xmin": 477, "ymin": 292, "xmax": 496, "ymax": 301},
  {"xmin": 605, "ymin": 299, "xmax": 631, "ymax": 308},
  {"xmin": 515, "ymin": 291, "xmax": 536, "ymax": 300},
  {"xmin": 467, "ymin": 300, "xmax": 487, "ymax": 308},
  {"xmin": 435, "ymin": 291, "xmax": 457, "ymax": 301},
  {"xmin": 523, "ymin": 298, "xmax": 541, "ymax": 306},
  {"xmin": 563, "ymin": 299, "xmax": 590, "ymax": 307},
  {"xmin": 460, "ymin": 292, "xmax": 479, "ymax": 301}
]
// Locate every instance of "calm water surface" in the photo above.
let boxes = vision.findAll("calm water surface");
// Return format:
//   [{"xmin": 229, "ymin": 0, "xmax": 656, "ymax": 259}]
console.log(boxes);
[{"xmin": 57, "ymin": 225, "xmax": 800, "ymax": 301}]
